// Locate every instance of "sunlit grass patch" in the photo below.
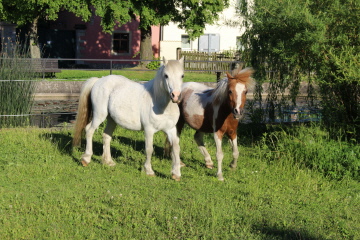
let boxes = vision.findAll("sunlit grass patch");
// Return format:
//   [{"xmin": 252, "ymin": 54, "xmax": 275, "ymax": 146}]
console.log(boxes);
[{"xmin": 0, "ymin": 125, "xmax": 359, "ymax": 239}]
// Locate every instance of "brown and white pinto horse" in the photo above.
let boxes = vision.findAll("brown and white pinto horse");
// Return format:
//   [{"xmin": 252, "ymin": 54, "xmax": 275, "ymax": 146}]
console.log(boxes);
[{"xmin": 166, "ymin": 67, "xmax": 255, "ymax": 181}]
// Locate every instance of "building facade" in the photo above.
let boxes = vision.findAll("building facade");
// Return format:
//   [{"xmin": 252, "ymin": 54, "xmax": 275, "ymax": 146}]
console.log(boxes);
[{"xmin": 160, "ymin": 0, "xmax": 243, "ymax": 60}]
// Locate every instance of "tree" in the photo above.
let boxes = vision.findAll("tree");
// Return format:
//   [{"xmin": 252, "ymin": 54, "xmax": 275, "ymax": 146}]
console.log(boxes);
[
  {"xmin": 91, "ymin": 0, "xmax": 229, "ymax": 64},
  {"xmin": 0, "ymin": 0, "xmax": 92, "ymax": 58},
  {"xmin": 0, "ymin": 0, "xmax": 229, "ymax": 61},
  {"xmin": 237, "ymin": 0, "xmax": 359, "ymax": 123}
]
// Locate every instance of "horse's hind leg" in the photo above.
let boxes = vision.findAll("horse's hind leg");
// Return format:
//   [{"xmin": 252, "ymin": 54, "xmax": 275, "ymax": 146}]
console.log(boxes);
[
  {"xmin": 81, "ymin": 119, "xmax": 104, "ymax": 166},
  {"xmin": 194, "ymin": 131, "xmax": 214, "ymax": 169},
  {"xmin": 102, "ymin": 117, "xmax": 117, "ymax": 166},
  {"xmin": 81, "ymin": 108, "xmax": 108, "ymax": 166},
  {"xmin": 81, "ymin": 122, "xmax": 95, "ymax": 166}
]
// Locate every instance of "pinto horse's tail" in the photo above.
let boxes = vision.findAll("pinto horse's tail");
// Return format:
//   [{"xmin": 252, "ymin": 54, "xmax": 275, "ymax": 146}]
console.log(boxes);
[{"xmin": 73, "ymin": 77, "xmax": 99, "ymax": 147}]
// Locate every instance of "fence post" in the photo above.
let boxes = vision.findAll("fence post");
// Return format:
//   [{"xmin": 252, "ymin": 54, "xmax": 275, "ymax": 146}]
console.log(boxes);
[
  {"xmin": 216, "ymin": 72, "xmax": 222, "ymax": 82},
  {"xmin": 110, "ymin": 60, "xmax": 113, "ymax": 75},
  {"xmin": 176, "ymin": 48, "xmax": 181, "ymax": 60}
]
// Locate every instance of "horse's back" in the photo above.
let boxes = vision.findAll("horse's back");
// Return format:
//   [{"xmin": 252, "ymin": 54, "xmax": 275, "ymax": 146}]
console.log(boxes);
[
  {"xmin": 91, "ymin": 75, "xmax": 146, "ymax": 130},
  {"xmin": 182, "ymin": 82, "xmax": 212, "ymax": 93}
]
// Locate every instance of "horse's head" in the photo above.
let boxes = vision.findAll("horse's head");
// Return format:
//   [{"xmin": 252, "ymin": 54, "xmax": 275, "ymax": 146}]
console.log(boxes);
[
  {"xmin": 226, "ymin": 68, "xmax": 255, "ymax": 120},
  {"xmin": 162, "ymin": 56, "xmax": 185, "ymax": 103}
]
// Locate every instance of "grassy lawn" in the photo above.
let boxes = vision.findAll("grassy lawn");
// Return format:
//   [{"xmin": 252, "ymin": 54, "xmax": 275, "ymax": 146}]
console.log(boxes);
[
  {"xmin": 54, "ymin": 69, "xmax": 218, "ymax": 82},
  {"xmin": 0, "ymin": 124, "xmax": 359, "ymax": 239}
]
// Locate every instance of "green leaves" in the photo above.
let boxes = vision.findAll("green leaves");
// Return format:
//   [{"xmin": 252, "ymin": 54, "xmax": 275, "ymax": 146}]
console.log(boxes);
[{"xmin": 238, "ymin": 0, "xmax": 360, "ymax": 123}]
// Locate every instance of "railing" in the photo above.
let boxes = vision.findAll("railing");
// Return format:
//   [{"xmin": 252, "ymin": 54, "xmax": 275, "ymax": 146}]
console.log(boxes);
[
  {"xmin": 46, "ymin": 58, "xmax": 242, "ymax": 76},
  {"xmin": 178, "ymin": 50, "xmax": 242, "ymax": 73}
]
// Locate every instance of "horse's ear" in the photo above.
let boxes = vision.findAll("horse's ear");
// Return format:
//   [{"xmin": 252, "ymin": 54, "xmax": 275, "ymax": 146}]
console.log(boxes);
[
  {"xmin": 226, "ymin": 72, "xmax": 233, "ymax": 79},
  {"xmin": 163, "ymin": 57, "xmax": 168, "ymax": 65}
]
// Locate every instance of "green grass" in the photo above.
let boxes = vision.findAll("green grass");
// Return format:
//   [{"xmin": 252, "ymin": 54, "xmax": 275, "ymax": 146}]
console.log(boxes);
[
  {"xmin": 0, "ymin": 124, "xmax": 359, "ymax": 239},
  {"xmin": 54, "ymin": 69, "xmax": 218, "ymax": 82}
]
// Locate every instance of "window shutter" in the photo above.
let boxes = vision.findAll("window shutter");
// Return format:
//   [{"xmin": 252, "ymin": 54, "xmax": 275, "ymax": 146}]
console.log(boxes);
[
  {"xmin": 198, "ymin": 35, "xmax": 209, "ymax": 52},
  {"xmin": 209, "ymin": 34, "xmax": 220, "ymax": 52},
  {"xmin": 198, "ymin": 34, "xmax": 220, "ymax": 52}
]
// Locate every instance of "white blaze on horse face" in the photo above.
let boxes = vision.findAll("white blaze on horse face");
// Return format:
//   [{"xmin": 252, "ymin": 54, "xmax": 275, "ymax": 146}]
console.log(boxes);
[{"xmin": 234, "ymin": 83, "xmax": 246, "ymax": 115}]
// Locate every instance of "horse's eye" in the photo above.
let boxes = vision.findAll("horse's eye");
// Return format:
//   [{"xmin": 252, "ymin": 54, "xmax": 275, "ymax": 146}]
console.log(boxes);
[
  {"xmin": 229, "ymin": 90, "xmax": 233, "ymax": 94},
  {"xmin": 181, "ymin": 74, "xmax": 184, "ymax": 78},
  {"xmin": 165, "ymin": 74, "xmax": 168, "ymax": 78}
]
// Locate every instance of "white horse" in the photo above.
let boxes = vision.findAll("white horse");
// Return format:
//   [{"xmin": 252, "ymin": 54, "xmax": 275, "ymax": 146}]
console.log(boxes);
[{"xmin": 73, "ymin": 57, "xmax": 184, "ymax": 181}]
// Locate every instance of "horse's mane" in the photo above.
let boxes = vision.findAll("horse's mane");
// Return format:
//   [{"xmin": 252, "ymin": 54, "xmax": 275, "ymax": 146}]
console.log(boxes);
[
  {"xmin": 152, "ymin": 65, "xmax": 165, "ymax": 101},
  {"xmin": 212, "ymin": 67, "xmax": 255, "ymax": 105}
]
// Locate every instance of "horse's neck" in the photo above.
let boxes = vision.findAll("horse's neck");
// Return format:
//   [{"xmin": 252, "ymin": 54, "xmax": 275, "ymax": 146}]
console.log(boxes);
[
  {"xmin": 146, "ymin": 78, "xmax": 172, "ymax": 110},
  {"xmin": 212, "ymin": 97, "xmax": 232, "ymax": 122}
]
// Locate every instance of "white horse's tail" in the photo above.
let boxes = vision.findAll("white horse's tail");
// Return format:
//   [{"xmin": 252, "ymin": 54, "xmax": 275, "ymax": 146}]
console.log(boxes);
[{"xmin": 73, "ymin": 77, "xmax": 99, "ymax": 147}]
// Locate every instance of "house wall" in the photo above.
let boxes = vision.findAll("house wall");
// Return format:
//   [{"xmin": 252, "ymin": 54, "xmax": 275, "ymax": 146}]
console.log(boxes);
[
  {"xmin": 47, "ymin": 11, "xmax": 160, "ymax": 60},
  {"xmin": 160, "ymin": 0, "xmax": 243, "ymax": 60}
]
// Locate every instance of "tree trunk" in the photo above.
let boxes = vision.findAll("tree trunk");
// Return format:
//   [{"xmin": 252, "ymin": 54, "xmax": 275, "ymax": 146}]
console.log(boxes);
[
  {"xmin": 140, "ymin": 26, "xmax": 153, "ymax": 68},
  {"xmin": 29, "ymin": 16, "xmax": 41, "ymax": 58}
]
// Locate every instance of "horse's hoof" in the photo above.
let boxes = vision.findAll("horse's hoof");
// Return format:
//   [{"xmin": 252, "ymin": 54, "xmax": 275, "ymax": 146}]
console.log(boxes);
[
  {"xmin": 147, "ymin": 173, "xmax": 156, "ymax": 177},
  {"xmin": 180, "ymin": 161, "xmax": 186, "ymax": 167},
  {"xmin": 230, "ymin": 164, "xmax": 237, "ymax": 169},
  {"xmin": 81, "ymin": 160, "xmax": 88, "ymax": 167},
  {"xmin": 217, "ymin": 175, "xmax": 224, "ymax": 181},
  {"xmin": 206, "ymin": 164, "xmax": 214, "ymax": 169},
  {"xmin": 172, "ymin": 174, "xmax": 181, "ymax": 181},
  {"xmin": 104, "ymin": 161, "xmax": 116, "ymax": 167}
]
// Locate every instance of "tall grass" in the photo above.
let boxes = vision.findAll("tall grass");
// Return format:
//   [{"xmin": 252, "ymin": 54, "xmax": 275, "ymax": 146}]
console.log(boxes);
[
  {"xmin": 257, "ymin": 123, "xmax": 360, "ymax": 181},
  {"xmin": 0, "ymin": 45, "xmax": 38, "ymax": 127}
]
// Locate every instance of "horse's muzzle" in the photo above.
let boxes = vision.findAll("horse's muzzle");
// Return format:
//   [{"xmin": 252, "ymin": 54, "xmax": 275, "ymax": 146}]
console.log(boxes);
[
  {"xmin": 232, "ymin": 108, "xmax": 244, "ymax": 120},
  {"xmin": 171, "ymin": 91, "xmax": 181, "ymax": 103}
]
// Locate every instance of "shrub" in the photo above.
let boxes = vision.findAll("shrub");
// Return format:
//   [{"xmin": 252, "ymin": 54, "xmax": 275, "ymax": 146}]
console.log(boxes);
[
  {"xmin": 238, "ymin": 0, "xmax": 360, "ymax": 124},
  {"xmin": 146, "ymin": 57, "xmax": 161, "ymax": 70}
]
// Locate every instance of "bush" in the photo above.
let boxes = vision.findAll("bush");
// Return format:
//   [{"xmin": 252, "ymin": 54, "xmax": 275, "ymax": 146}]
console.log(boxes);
[
  {"xmin": 146, "ymin": 57, "xmax": 161, "ymax": 70},
  {"xmin": 238, "ymin": 0, "xmax": 360, "ymax": 124}
]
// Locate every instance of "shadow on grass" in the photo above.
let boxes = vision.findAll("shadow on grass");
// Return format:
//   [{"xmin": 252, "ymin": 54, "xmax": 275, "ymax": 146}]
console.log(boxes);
[
  {"xmin": 41, "ymin": 131, "xmax": 172, "ymax": 180},
  {"xmin": 255, "ymin": 225, "xmax": 325, "ymax": 240},
  {"xmin": 113, "ymin": 135, "xmax": 165, "ymax": 160}
]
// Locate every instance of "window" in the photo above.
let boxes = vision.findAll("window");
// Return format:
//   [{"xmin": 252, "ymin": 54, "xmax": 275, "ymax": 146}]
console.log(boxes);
[
  {"xmin": 181, "ymin": 35, "xmax": 190, "ymax": 49},
  {"xmin": 236, "ymin": 36, "xmax": 242, "ymax": 50},
  {"xmin": 198, "ymin": 34, "xmax": 220, "ymax": 52},
  {"xmin": 112, "ymin": 32, "xmax": 130, "ymax": 54}
]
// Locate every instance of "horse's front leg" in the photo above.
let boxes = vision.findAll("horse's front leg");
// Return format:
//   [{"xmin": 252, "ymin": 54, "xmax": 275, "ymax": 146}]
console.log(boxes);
[
  {"xmin": 214, "ymin": 131, "xmax": 224, "ymax": 181},
  {"xmin": 229, "ymin": 136, "xmax": 239, "ymax": 169},
  {"xmin": 165, "ymin": 127, "xmax": 181, "ymax": 181},
  {"xmin": 144, "ymin": 129, "xmax": 155, "ymax": 176}
]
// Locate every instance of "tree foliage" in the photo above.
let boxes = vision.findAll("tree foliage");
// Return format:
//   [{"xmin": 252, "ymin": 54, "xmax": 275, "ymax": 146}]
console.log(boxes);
[
  {"xmin": 238, "ymin": 0, "xmax": 359, "ymax": 123},
  {"xmin": 91, "ymin": 0, "xmax": 228, "ymax": 39},
  {"xmin": 0, "ymin": 0, "xmax": 229, "ymax": 60},
  {"xmin": 91, "ymin": 0, "xmax": 229, "ymax": 61}
]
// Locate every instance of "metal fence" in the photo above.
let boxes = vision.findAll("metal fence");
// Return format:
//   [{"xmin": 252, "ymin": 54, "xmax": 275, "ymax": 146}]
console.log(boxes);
[{"xmin": 0, "ymin": 58, "xmax": 321, "ymax": 128}]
